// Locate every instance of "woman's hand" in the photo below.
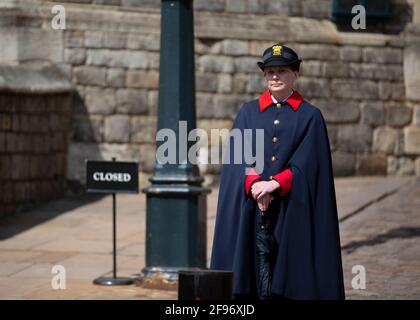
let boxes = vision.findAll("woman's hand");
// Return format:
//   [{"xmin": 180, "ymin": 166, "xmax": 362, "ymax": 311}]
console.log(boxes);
[
  {"xmin": 257, "ymin": 194, "xmax": 273, "ymax": 212},
  {"xmin": 251, "ymin": 180, "xmax": 281, "ymax": 201}
]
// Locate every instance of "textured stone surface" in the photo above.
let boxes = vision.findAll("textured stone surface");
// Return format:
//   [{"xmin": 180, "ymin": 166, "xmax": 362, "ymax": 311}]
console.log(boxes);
[
  {"xmin": 404, "ymin": 45, "xmax": 420, "ymax": 101},
  {"xmin": 314, "ymin": 100, "xmax": 360, "ymax": 123},
  {"xmin": 373, "ymin": 126, "xmax": 398, "ymax": 154},
  {"xmin": 104, "ymin": 115, "xmax": 130, "ymax": 143},
  {"xmin": 357, "ymin": 153, "xmax": 387, "ymax": 175},
  {"xmin": 2, "ymin": 0, "xmax": 419, "ymax": 198},
  {"xmin": 385, "ymin": 106, "xmax": 413, "ymax": 128},
  {"xmin": 126, "ymin": 70, "xmax": 159, "ymax": 89},
  {"xmin": 73, "ymin": 66, "xmax": 106, "ymax": 86},
  {"xmin": 0, "ymin": 92, "xmax": 72, "ymax": 217},
  {"xmin": 85, "ymin": 87, "xmax": 116, "ymax": 115},
  {"xmin": 116, "ymin": 89, "xmax": 148, "ymax": 114},
  {"xmin": 361, "ymin": 102, "xmax": 385, "ymax": 126},
  {"xmin": 131, "ymin": 116, "xmax": 156, "ymax": 144},
  {"xmin": 404, "ymin": 126, "xmax": 420, "ymax": 155},
  {"xmin": 332, "ymin": 152, "xmax": 356, "ymax": 176},
  {"xmin": 106, "ymin": 68, "xmax": 125, "ymax": 88},
  {"xmin": 337, "ymin": 125, "xmax": 372, "ymax": 153}
]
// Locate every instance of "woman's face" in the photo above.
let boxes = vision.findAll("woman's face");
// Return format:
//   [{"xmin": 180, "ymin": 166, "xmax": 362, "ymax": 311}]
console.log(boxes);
[{"xmin": 264, "ymin": 66, "xmax": 298, "ymax": 94}]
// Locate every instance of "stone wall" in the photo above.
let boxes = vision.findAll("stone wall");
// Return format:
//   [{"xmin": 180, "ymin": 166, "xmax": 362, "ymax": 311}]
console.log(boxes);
[
  {"xmin": 0, "ymin": 65, "xmax": 73, "ymax": 217},
  {"xmin": 1, "ymin": 0, "xmax": 420, "ymax": 194},
  {"xmin": 42, "ymin": 0, "xmax": 412, "ymax": 33}
]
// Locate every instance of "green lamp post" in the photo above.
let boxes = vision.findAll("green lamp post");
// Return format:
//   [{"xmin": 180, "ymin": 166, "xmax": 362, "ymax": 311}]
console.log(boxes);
[{"xmin": 141, "ymin": 0, "xmax": 210, "ymax": 283}]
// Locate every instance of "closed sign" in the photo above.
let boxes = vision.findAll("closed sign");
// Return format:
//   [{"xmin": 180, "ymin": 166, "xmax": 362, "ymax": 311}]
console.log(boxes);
[{"xmin": 86, "ymin": 161, "xmax": 139, "ymax": 193}]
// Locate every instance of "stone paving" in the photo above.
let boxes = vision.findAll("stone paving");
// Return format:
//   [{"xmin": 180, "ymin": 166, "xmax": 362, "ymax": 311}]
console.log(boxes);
[{"xmin": 0, "ymin": 176, "xmax": 418, "ymax": 300}]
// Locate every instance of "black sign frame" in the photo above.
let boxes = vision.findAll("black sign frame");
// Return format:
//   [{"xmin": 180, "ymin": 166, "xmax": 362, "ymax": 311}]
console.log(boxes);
[{"xmin": 86, "ymin": 160, "xmax": 139, "ymax": 194}]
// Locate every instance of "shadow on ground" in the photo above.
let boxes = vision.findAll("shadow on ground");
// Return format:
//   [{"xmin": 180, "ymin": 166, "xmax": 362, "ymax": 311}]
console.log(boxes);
[
  {"xmin": 0, "ymin": 193, "xmax": 106, "ymax": 240},
  {"xmin": 342, "ymin": 226, "xmax": 420, "ymax": 254}
]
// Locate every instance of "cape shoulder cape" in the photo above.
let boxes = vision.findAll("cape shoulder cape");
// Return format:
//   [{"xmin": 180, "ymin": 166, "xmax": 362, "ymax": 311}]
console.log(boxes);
[{"xmin": 210, "ymin": 98, "xmax": 345, "ymax": 300}]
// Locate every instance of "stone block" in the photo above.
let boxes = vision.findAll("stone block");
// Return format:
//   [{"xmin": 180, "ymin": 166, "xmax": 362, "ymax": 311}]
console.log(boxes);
[
  {"xmin": 221, "ymin": 39, "xmax": 249, "ymax": 56},
  {"xmin": 299, "ymin": 60, "xmax": 323, "ymax": 77},
  {"xmin": 302, "ymin": 0, "xmax": 330, "ymax": 18},
  {"xmin": 404, "ymin": 45, "xmax": 420, "ymax": 101},
  {"xmin": 233, "ymin": 73, "xmax": 249, "ymax": 94},
  {"xmin": 196, "ymin": 93, "xmax": 215, "ymax": 119},
  {"xmin": 234, "ymin": 57, "xmax": 259, "ymax": 73},
  {"xmin": 66, "ymin": 31, "xmax": 84, "ymax": 48},
  {"xmin": 127, "ymin": 34, "xmax": 159, "ymax": 51},
  {"xmin": 194, "ymin": 0, "xmax": 225, "ymax": 11},
  {"xmin": 126, "ymin": 70, "xmax": 159, "ymax": 89},
  {"xmin": 332, "ymin": 152, "xmax": 355, "ymax": 176},
  {"xmin": 415, "ymin": 157, "xmax": 420, "ymax": 176},
  {"xmin": 363, "ymin": 47, "xmax": 402, "ymax": 64},
  {"xmin": 298, "ymin": 44, "xmax": 339, "ymax": 61},
  {"xmin": 246, "ymin": 73, "xmax": 265, "ymax": 93},
  {"xmin": 212, "ymin": 95, "xmax": 248, "ymax": 119},
  {"xmin": 295, "ymin": 78, "xmax": 330, "ymax": 98},
  {"xmin": 87, "ymin": 49, "xmax": 149, "ymax": 69},
  {"xmin": 385, "ymin": 106, "xmax": 412, "ymax": 127},
  {"xmin": 139, "ymin": 144, "xmax": 156, "ymax": 172},
  {"xmin": 314, "ymin": 99, "xmax": 360, "ymax": 123},
  {"xmin": 198, "ymin": 55, "xmax": 234, "ymax": 73},
  {"xmin": 106, "ymin": 68, "xmax": 125, "ymax": 88},
  {"xmin": 116, "ymin": 89, "xmax": 148, "ymax": 114},
  {"xmin": 85, "ymin": 87, "xmax": 116, "ymax": 115},
  {"xmin": 247, "ymin": 0, "xmax": 266, "ymax": 14},
  {"xmin": 331, "ymin": 79, "xmax": 378, "ymax": 100},
  {"xmin": 337, "ymin": 124, "xmax": 372, "ymax": 152},
  {"xmin": 195, "ymin": 39, "xmax": 223, "ymax": 55},
  {"xmin": 339, "ymin": 46, "xmax": 362, "ymax": 62},
  {"xmin": 361, "ymin": 101, "xmax": 385, "ymax": 126},
  {"xmin": 65, "ymin": 48, "xmax": 86, "ymax": 65},
  {"xmin": 121, "ymin": 0, "xmax": 159, "ymax": 7},
  {"xmin": 349, "ymin": 63, "xmax": 376, "ymax": 79},
  {"xmin": 104, "ymin": 115, "xmax": 130, "ymax": 143},
  {"xmin": 84, "ymin": 31, "xmax": 103, "ymax": 48},
  {"xmin": 374, "ymin": 65, "xmax": 403, "ymax": 81},
  {"xmin": 74, "ymin": 66, "xmax": 106, "ymax": 86},
  {"xmin": 413, "ymin": 105, "xmax": 420, "ymax": 125},
  {"xmin": 378, "ymin": 81, "xmax": 393, "ymax": 100},
  {"xmin": 323, "ymin": 61, "xmax": 349, "ymax": 78},
  {"xmin": 131, "ymin": 116, "xmax": 157, "ymax": 144},
  {"xmin": 217, "ymin": 74, "xmax": 233, "ymax": 93},
  {"xmin": 357, "ymin": 153, "xmax": 387, "ymax": 175},
  {"xmin": 148, "ymin": 90, "xmax": 158, "ymax": 116},
  {"xmin": 226, "ymin": 0, "xmax": 247, "ymax": 13},
  {"xmin": 102, "ymin": 32, "xmax": 126, "ymax": 49},
  {"xmin": 373, "ymin": 126, "xmax": 397, "ymax": 154},
  {"xmin": 404, "ymin": 126, "xmax": 420, "ymax": 154},
  {"xmin": 387, "ymin": 156, "xmax": 414, "ymax": 175},
  {"xmin": 196, "ymin": 73, "xmax": 218, "ymax": 93}
]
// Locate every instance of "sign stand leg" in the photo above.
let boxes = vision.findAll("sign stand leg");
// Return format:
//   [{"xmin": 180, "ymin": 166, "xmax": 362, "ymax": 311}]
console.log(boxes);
[
  {"xmin": 113, "ymin": 192, "xmax": 117, "ymax": 279},
  {"xmin": 93, "ymin": 172, "xmax": 134, "ymax": 286}
]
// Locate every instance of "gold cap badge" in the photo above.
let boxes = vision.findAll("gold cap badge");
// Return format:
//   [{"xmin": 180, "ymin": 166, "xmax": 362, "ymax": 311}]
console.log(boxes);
[{"xmin": 272, "ymin": 45, "xmax": 282, "ymax": 56}]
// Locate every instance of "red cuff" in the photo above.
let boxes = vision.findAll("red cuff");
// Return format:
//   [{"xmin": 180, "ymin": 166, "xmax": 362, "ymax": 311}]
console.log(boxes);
[
  {"xmin": 272, "ymin": 169, "xmax": 293, "ymax": 196},
  {"xmin": 245, "ymin": 168, "xmax": 261, "ymax": 196}
]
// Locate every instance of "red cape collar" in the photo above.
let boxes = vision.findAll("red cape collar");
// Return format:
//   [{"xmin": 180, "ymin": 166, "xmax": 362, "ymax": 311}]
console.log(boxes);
[{"xmin": 259, "ymin": 89, "xmax": 303, "ymax": 112}]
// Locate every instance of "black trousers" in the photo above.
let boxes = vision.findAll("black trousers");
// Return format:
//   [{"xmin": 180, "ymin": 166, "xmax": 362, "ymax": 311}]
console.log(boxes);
[{"xmin": 254, "ymin": 206, "xmax": 279, "ymax": 300}]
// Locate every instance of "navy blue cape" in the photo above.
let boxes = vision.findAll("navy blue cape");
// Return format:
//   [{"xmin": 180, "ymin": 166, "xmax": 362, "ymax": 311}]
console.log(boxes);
[{"xmin": 210, "ymin": 97, "xmax": 345, "ymax": 300}]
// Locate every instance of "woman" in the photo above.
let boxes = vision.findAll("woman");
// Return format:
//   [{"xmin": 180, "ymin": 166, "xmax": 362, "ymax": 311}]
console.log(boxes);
[{"xmin": 210, "ymin": 44, "xmax": 345, "ymax": 300}]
